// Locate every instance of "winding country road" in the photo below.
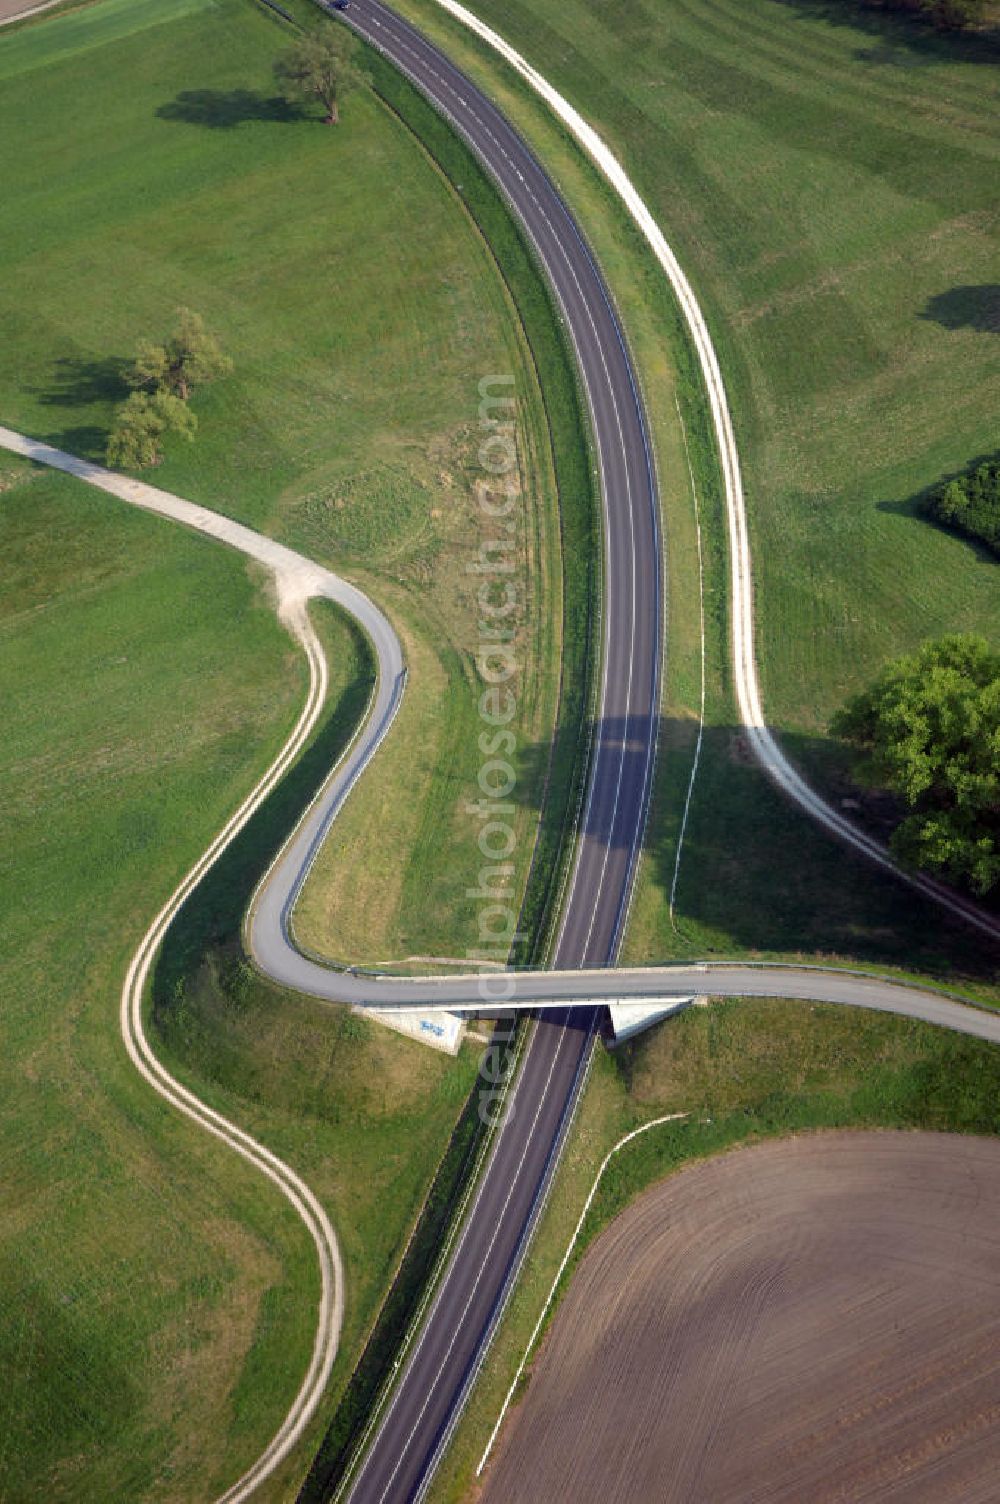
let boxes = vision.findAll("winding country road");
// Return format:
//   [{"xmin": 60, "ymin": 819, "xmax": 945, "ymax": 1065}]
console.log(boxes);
[{"xmin": 4, "ymin": 0, "xmax": 1000, "ymax": 1501}]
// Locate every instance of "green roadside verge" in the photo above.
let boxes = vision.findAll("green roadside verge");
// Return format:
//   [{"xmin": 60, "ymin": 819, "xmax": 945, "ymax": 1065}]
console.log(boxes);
[
  {"xmin": 147, "ymin": 596, "xmax": 492, "ymax": 1502},
  {"xmin": 295, "ymin": 1012, "xmax": 525, "ymax": 1504},
  {"xmin": 280, "ymin": 0, "xmax": 600, "ymax": 972},
  {"xmin": 325, "ymin": 3, "xmax": 1000, "ymax": 1494},
  {"xmin": 278, "ymin": 2, "xmax": 602, "ymax": 1489},
  {"xmin": 360, "ymin": 41, "xmax": 600, "ymax": 967}
]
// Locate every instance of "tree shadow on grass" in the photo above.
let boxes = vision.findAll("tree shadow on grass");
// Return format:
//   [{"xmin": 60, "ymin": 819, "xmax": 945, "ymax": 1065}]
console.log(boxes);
[
  {"xmin": 38, "ymin": 424, "xmax": 110, "ymax": 463},
  {"xmin": 27, "ymin": 355, "xmax": 133, "ymax": 460},
  {"xmin": 920, "ymin": 285, "xmax": 1000, "ymax": 334},
  {"xmin": 767, "ymin": 0, "xmax": 1000, "ymax": 65},
  {"xmin": 156, "ymin": 89, "xmax": 307, "ymax": 129},
  {"xmin": 515, "ymin": 714, "xmax": 1000, "ymax": 984},
  {"xmin": 33, "ymin": 354, "xmax": 131, "ymax": 408}
]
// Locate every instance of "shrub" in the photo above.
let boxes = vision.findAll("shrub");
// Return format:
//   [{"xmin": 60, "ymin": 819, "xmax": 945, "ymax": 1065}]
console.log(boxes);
[{"xmin": 925, "ymin": 457, "xmax": 1000, "ymax": 557}]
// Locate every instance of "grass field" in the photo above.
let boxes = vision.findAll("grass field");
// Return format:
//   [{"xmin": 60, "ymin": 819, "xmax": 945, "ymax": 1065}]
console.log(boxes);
[
  {"xmin": 0, "ymin": 0, "xmax": 574, "ymax": 1494},
  {"xmin": 0, "ymin": 0, "xmax": 569, "ymax": 970},
  {"xmin": 393, "ymin": 0, "xmax": 1000, "ymax": 987},
  {"xmin": 290, "ymin": 43, "xmax": 598, "ymax": 970},
  {"xmin": 5, "ymin": 0, "xmax": 997, "ymax": 1494},
  {"xmin": 0, "ymin": 458, "xmax": 483, "ymax": 1501},
  {"xmin": 426, "ymin": 997, "xmax": 1000, "ymax": 1501},
  {"xmin": 432, "ymin": 0, "xmax": 1000, "ymax": 719},
  {"xmin": 3, "ymin": 462, "xmax": 288, "ymax": 1497}
]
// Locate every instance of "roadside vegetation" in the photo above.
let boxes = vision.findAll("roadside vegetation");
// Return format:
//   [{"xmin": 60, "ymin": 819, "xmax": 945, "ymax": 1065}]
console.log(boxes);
[
  {"xmin": 290, "ymin": 38, "xmax": 598, "ymax": 970},
  {"xmin": 394, "ymin": 0, "xmax": 1000, "ymax": 992},
  {"xmin": 427, "ymin": 998, "xmax": 1000, "ymax": 1501}
]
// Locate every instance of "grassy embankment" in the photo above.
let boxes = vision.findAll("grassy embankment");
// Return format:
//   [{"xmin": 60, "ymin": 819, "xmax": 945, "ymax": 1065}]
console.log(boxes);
[
  {"xmin": 289, "ymin": 21, "xmax": 599, "ymax": 970},
  {"xmin": 330, "ymin": 3, "xmax": 1000, "ymax": 1494},
  {"xmin": 394, "ymin": 0, "xmax": 1000, "ymax": 988},
  {"xmin": 0, "ymin": 0, "xmax": 587, "ymax": 1495}
]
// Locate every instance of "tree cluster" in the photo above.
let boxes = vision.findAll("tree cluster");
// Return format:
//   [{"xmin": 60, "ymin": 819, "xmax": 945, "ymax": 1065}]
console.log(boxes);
[
  {"xmin": 925, "ymin": 457, "xmax": 1000, "ymax": 557},
  {"xmin": 853, "ymin": 0, "xmax": 989, "ymax": 29},
  {"xmin": 834, "ymin": 635, "xmax": 1000, "ymax": 895},
  {"xmin": 107, "ymin": 310, "xmax": 232, "ymax": 470}
]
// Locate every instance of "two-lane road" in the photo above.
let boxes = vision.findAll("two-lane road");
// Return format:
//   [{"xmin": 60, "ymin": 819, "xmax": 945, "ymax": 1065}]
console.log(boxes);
[{"xmin": 315, "ymin": 0, "xmax": 662, "ymax": 1498}]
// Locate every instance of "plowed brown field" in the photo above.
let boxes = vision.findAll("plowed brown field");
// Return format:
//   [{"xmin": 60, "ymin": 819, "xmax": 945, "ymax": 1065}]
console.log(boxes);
[{"xmin": 481, "ymin": 1132, "xmax": 1000, "ymax": 1503}]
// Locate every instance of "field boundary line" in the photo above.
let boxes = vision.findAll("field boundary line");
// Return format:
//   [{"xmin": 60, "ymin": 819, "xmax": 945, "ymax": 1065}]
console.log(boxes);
[{"xmin": 476, "ymin": 1109, "xmax": 688, "ymax": 1476}]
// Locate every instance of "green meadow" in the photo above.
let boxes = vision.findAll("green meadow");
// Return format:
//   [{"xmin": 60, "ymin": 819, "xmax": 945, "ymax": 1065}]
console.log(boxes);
[
  {"xmin": 1, "ymin": 457, "xmax": 484, "ymax": 1500},
  {"xmin": 0, "ymin": 0, "xmax": 574, "ymax": 1494},
  {"xmin": 395, "ymin": 0, "xmax": 1000, "ymax": 983},
  {"xmin": 0, "ymin": 0, "xmax": 568, "ymax": 969}
]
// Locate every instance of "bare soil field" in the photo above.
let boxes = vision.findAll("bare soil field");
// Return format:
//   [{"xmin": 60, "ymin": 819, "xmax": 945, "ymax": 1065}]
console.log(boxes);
[
  {"xmin": 481, "ymin": 1132, "xmax": 1000, "ymax": 1504},
  {"xmin": 0, "ymin": 0, "xmax": 59, "ymax": 20}
]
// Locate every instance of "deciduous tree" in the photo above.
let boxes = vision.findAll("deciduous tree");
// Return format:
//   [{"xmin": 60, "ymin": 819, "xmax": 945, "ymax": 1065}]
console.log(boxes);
[
  {"xmin": 127, "ymin": 308, "xmax": 232, "ymax": 402},
  {"xmin": 926, "ymin": 458, "xmax": 1000, "ymax": 557},
  {"xmin": 834, "ymin": 635, "xmax": 1000, "ymax": 894},
  {"xmin": 274, "ymin": 30, "xmax": 358, "ymax": 124},
  {"xmin": 106, "ymin": 390, "xmax": 196, "ymax": 470}
]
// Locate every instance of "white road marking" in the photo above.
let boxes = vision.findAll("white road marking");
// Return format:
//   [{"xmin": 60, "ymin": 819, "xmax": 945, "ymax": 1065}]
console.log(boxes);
[
  {"xmin": 369, "ymin": 1020, "xmax": 572, "ymax": 1502},
  {"xmin": 5, "ymin": 7, "xmax": 999, "ymax": 1500},
  {"xmin": 476, "ymin": 1111, "xmax": 689, "ymax": 1476},
  {"xmin": 669, "ymin": 394, "xmax": 707, "ymax": 931}
]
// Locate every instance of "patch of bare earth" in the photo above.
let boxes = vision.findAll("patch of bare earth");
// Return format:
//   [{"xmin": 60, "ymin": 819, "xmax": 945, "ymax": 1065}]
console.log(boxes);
[
  {"xmin": 0, "ymin": 0, "xmax": 58, "ymax": 20},
  {"xmin": 481, "ymin": 1132, "xmax": 1000, "ymax": 1503}
]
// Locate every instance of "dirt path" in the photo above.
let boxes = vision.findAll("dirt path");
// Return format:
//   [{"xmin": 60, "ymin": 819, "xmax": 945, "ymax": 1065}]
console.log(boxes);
[
  {"xmin": 0, "ymin": 426, "xmax": 357, "ymax": 1504},
  {"xmin": 482, "ymin": 1131, "xmax": 1000, "ymax": 1504}
]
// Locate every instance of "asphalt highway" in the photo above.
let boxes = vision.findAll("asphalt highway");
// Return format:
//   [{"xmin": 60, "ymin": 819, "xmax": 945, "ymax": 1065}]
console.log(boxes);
[{"xmin": 314, "ymin": 1, "xmax": 661, "ymax": 1498}]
